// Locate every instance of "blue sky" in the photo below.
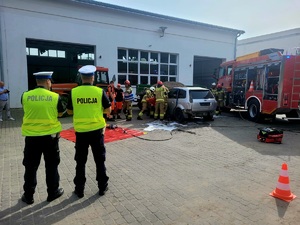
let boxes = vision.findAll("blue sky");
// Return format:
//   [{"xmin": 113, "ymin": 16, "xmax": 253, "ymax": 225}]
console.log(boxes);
[{"xmin": 96, "ymin": 0, "xmax": 300, "ymax": 39}]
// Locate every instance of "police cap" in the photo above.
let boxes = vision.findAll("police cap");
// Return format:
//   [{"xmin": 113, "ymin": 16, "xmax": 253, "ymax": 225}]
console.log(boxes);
[
  {"xmin": 33, "ymin": 71, "xmax": 53, "ymax": 79},
  {"xmin": 78, "ymin": 65, "xmax": 96, "ymax": 76}
]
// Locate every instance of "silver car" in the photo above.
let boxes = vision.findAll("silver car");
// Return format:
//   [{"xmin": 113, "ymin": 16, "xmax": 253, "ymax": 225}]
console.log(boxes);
[{"xmin": 167, "ymin": 87, "xmax": 217, "ymax": 122}]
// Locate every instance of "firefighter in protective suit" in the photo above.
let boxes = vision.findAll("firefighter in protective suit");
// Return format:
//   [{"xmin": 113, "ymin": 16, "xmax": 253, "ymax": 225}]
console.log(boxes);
[
  {"xmin": 215, "ymin": 84, "xmax": 226, "ymax": 115},
  {"xmin": 148, "ymin": 86, "xmax": 156, "ymax": 118},
  {"xmin": 210, "ymin": 82, "xmax": 217, "ymax": 97},
  {"xmin": 123, "ymin": 80, "xmax": 134, "ymax": 121},
  {"xmin": 137, "ymin": 88, "xmax": 152, "ymax": 120},
  {"xmin": 154, "ymin": 81, "xmax": 166, "ymax": 120}
]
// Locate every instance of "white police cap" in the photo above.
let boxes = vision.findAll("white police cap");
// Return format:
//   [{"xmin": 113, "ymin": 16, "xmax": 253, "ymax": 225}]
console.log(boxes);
[
  {"xmin": 33, "ymin": 71, "xmax": 53, "ymax": 79},
  {"xmin": 78, "ymin": 65, "xmax": 96, "ymax": 76}
]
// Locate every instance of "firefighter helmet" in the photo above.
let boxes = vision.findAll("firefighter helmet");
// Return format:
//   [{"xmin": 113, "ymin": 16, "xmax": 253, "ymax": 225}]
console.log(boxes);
[
  {"xmin": 117, "ymin": 83, "xmax": 121, "ymax": 87},
  {"xmin": 217, "ymin": 84, "xmax": 222, "ymax": 88},
  {"xmin": 150, "ymin": 86, "xmax": 155, "ymax": 92},
  {"xmin": 157, "ymin": 80, "xmax": 163, "ymax": 85},
  {"xmin": 124, "ymin": 80, "xmax": 130, "ymax": 85}
]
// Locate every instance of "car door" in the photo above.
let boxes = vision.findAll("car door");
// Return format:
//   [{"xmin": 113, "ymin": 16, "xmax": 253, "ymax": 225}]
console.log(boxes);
[{"xmin": 167, "ymin": 88, "xmax": 178, "ymax": 115}]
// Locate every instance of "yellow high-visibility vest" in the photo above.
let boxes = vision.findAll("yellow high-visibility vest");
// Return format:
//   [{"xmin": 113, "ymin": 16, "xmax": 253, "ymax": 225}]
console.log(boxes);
[
  {"xmin": 72, "ymin": 85, "xmax": 106, "ymax": 132},
  {"xmin": 22, "ymin": 88, "xmax": 62, "ymax": 136}
]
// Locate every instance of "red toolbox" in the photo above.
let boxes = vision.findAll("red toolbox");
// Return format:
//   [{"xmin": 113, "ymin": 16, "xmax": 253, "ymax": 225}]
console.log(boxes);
[{"xmin": 257, "ymin": 127, "xmax": 283, "ymax": 143}]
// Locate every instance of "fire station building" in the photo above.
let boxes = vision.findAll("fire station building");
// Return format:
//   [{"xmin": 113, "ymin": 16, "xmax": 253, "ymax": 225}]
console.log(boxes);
[
  {"xmin": 0, "ymin": 0, "xmax": 244, "ymax": 108},
  {"xmin": 237, "ymin": 28, "xmax": 300, "ymax": 56}
]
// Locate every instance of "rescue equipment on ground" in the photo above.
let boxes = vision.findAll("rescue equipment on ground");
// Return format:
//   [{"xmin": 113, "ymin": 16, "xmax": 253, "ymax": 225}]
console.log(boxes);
[
  {"xmin": 257, "ymin": 127, "xmax": 283, "ymax": 143},
  {"xmin": 269, "ymin": 163, "xmax": 296, "ymax": 202}
]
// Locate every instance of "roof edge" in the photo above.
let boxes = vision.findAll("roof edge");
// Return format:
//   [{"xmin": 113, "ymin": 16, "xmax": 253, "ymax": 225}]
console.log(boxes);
[{"xmin": 71, "ymin": 0, "xmax": 245, "ymax": 35}]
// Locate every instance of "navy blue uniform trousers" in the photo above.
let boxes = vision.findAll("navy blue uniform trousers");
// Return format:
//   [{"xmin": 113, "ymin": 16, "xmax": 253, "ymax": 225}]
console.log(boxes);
[
  {"xmin": 23, "ymin": 136, "xmax": 60, "ymax": 197},
  {"xmin": 74, "ymin": 128, "xmax": 109, "ymax": 191}
]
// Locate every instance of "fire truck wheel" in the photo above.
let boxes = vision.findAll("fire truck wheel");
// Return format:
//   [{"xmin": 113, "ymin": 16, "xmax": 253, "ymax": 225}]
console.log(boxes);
[
  {"xmin": 174, "ymin": 108, "xmax": 185, "ymax": 123},
  {"xmin": 247, "ymin": 99, "xmax": 261, "ymax": 122}
]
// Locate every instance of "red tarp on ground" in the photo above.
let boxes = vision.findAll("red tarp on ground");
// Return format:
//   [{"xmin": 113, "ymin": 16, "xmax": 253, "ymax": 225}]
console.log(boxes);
[{"xmin": 60, "ymin": 127, "xmax": 144, "ymax": 143}]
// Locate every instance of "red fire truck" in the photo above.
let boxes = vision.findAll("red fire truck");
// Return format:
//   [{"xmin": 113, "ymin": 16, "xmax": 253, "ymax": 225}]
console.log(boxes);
[
  {"xmin": 51, "ymin": 66, "xmax": 110, "ymax": 107},
  {"xmin": 217, "ymin": 48, "xmax": 300, "ymax": 122}
]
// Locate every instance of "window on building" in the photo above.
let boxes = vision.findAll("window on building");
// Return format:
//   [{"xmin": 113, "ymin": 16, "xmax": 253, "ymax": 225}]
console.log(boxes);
[
  {"xmin": 150, "ymin": 64, "xmax": 158, "ymax": 75},
  {"xmin": 140, "ymin": 63, "xmax": 149, "ymax": 74},
  {"xmin": 160, "ymin": 65, "xmax": 168, "ymax": 75},
  {"xmin": 170, "ymin": 54, "xmax": 177, "ymax": 64},
  {"xmin": 118, "ymin": 61, "xmax": 127, "ymax": 73},
  {"xmin": 169, "ymin": 65, "xmax": 177, "ymax": 75},
  {"xmin": 117, "ymin": 49, "xmax": 178, "ymax": 85},
  {"xmin": 160, "ymin": 76, "xmax": 168, "ymax": 82},
  {"xmin": 140, "ymin": 76, "xmax": 148, "ymax": 84},
  {"xmin": 129, "ymin": 75, "xmax": 138, "ymax": 85},
  {"xmin": 129, "ymin": 49, "xmax": 138, "ymax": 61},
  {"xmin": 57, "ymin": 51, "xmax": 65, "ymax": 58},
  {"xmin": 150, "ymin": 76, "xmax": 158, "ymax": 84},
  {"xmin": 118, "ymin": 49, "xmax": 127, "ymax": 60},
  {"xmin": 140, "ymin": 51, "xmax": 149, "ymax": 62},
  {"xmin": 160, "ymin": 53, "xmax": 168, "ymax": 63},
  {"xmin": 118, "ymin": 75, "xmax": 127, "ymax": 85},
  {"xmin": 49, "ymin": 50, "xmax": 57, "ymax": 57},
  {"xmin": 26, "ymin": 47, "xmax": 66, "ymax": 58},
  {"xmin": 129, "ymin": 62, "xmax": 138, "ymax": 74}
]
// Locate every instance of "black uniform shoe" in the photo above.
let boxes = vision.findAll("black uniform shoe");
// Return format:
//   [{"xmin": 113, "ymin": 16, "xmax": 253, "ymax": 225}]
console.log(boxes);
[
  {"xmin": 47, "ymin": 188, "xmax": 64, "ymax": 202},
  {"xmin": 74, "ymin": 189, "xmax": 84, "ymax": 198},
  {"xmin": 137, "ymin": 116, "xmax": 143, "ymax": 120},
  {"xmin": 21, "ymin": 194, "xmax": 34, "ymax": 205},
  {"xmin": 99, "ymin": 186, "xmax": 108, "ymax": 196}
]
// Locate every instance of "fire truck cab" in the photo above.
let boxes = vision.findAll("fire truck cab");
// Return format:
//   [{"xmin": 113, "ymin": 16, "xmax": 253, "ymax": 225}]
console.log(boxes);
[
  {"xmin": 51, "ymin": 66, "xmax": 110, "ymax": 108},
  {"xmin": 52, "ymin": 66, "xmax": 109, "ymax": 94},
  {"xmin": 217, "ymin": 48, "xmax": 300, "ymax": 122}
]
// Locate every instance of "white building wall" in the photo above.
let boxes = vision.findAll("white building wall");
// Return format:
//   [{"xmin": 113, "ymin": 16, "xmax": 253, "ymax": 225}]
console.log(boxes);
[
  {"xmin": 0, "ymin": 0, "xmax": 240, "ymax": 108},
  {"xmin": 237, "ymin": 28, "xmax": 300, "ymax": 56}
]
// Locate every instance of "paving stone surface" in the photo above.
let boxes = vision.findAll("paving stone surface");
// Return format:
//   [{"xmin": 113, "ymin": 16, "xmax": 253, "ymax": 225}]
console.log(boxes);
[{"xmin": 1, "ymin": 108, "xmax": 300, "ymax": 225}]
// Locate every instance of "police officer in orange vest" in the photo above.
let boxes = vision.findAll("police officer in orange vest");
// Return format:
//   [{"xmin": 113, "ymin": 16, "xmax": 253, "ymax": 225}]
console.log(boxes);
[
  {"xmin": 67, "ymin": 65, "xmax": 111, "ymax": 198},
  {"xmin": 21, "ymin": 71, "xmax": 64, "ymax": 204}
]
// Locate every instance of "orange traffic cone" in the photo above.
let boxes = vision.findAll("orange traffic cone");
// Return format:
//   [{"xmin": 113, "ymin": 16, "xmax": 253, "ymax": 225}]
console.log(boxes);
[
  {"xmin": 248, "ymin": 80, "xmax": 254, "ymax": 92},
  {"xmin": 270, "ymin": 163, "xmax": 296, "ymax": 202}
]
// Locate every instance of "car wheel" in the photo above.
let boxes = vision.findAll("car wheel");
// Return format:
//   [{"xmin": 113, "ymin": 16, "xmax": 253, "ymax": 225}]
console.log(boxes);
[
  {"xmin": 174, "ymin": 108, "xmax": 185, "ymax": 123},
  {"xmin": 203, "ymin": 114, "xmax": 214, "ymax": 121},
  {"xmin": 247, "ymin": 99, "xmax": 261, "ymax": 122}
]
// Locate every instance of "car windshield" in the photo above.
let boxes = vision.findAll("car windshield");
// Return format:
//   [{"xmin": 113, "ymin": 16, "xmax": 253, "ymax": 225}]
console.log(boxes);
[{"xmin": 189, "ymin": 90, "xmax": 214, "ymax": 99}]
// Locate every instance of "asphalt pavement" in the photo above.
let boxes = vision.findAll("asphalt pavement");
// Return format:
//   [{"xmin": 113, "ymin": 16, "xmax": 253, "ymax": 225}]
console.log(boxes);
[{"xmin": 1, "ymin": 107, "xmax": 300, "ymax": 225}]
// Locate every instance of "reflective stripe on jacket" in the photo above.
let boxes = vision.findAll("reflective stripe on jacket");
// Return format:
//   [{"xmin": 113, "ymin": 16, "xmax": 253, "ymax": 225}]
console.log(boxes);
[{"xmin": 124, "ymin": 87, "xmax": 134, "ymax": 101}]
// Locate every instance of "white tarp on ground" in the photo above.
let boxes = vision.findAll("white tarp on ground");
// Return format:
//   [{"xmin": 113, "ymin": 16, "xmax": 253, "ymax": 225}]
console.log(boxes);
[{"xmin": 144, "ymin": 121, "xmax": 186, "ymax": 131}]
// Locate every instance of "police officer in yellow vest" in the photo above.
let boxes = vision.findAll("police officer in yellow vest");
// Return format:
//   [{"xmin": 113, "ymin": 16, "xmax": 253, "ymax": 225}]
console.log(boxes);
[
  {"xmin": 67, "ymin": 65, "xmax": 111, "ymax": 198},
  {"xmin": 21, "ymin": 71, "xmax": 64, "ymax": 204}
]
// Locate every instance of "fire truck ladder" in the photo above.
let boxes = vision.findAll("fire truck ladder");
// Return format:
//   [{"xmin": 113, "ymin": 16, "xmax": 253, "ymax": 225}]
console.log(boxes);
[{"xmin": 288, "ymin": 55, "xmax": 300, "ymax": 120}]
